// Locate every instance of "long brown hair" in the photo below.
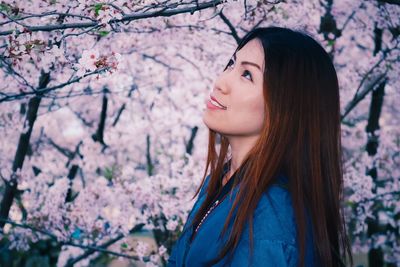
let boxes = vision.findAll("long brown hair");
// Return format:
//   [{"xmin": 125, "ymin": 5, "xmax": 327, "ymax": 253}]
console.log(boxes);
[{"xmin": 191, "ymin": 27, "xmax": 353, "ymax": 267}]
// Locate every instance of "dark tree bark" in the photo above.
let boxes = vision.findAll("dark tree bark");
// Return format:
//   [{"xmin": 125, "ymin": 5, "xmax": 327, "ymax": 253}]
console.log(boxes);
[
  {"xmin": 186, "ymin": 126, "xmax": 198, "ymax": 155},
  {"xmin": 366, "ymin": 24, "xmax": 387, "ymax": 266},
  {"xmin": 366, "ymin": 80, "xmax": 386, "ymax": 267},
  {"xmin": 0, "ymin": 71, "xmax": 50, "ymax": 229},
  {"xmin": 146, "ymin": 134, "xmax": 153, "ymax": 176},
  {"xmin": 65, "ymin": 164, "xmax": 79, "ymax": 203},
  {"xmin": 92, "ymin": 90, "xmax": 108, "ymax": 146}
]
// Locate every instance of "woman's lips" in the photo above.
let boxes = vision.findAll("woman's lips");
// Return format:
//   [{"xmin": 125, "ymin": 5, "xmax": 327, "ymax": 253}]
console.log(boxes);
[
  {"xmin": 206, "ymin": 99, "xmax": 226, "ymax": 110},
  {"xmin": 206, "ymin": 95, "xmax": 226, "ymax": 110},
  {"xmin": 210, "ymin": 96, "xmax": 226, "ymax": 109}
]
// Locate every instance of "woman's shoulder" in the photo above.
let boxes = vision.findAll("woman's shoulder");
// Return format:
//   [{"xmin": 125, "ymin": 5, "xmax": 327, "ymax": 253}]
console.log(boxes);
[
  {"xmin": 229, "ymin": 174, "xmax": 318, "ymax": 266},
  {"xmin": 251, "ymin": 174, "xmax": 297, "ymax": 245},
  {"xmin": 200, "ymin": 172, "xmax": 297, "ymax": 244}
]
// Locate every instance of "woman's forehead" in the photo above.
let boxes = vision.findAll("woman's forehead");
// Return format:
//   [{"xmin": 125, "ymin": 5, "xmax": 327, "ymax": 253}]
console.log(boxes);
[{"xmin": 236, "ymin": 39, "xmax": 265, "ymax": 72}]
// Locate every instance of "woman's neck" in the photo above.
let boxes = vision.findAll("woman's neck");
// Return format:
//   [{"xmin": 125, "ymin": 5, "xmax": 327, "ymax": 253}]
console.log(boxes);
[{"xmin": 224, "ymin": 134, "xmax": 260, "ymax": 184}]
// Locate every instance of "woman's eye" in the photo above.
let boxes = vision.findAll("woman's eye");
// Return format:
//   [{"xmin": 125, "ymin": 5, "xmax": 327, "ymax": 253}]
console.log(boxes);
[
  {"xmin": 224, "ymin": 58, "xmax": 252, "ymax": 82},
  {"xmin": 242, "ymin": 70, "xmax": 253, "ymax": 81},
  {"xmin": 226, "ymin": 59, "xmax": 234, "ymax": 69}
]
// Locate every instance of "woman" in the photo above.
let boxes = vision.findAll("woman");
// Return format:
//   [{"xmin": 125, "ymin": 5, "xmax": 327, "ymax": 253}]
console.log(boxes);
[{"xmin": 167, "ymin": 27, "xmax": 353, "ymax": 267}]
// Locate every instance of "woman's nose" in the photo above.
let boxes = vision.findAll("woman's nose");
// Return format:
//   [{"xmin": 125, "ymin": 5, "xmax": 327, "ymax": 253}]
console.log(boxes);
[{"xmin": 213, "ymin": 71, "xmax": 231, "ymax": 94}]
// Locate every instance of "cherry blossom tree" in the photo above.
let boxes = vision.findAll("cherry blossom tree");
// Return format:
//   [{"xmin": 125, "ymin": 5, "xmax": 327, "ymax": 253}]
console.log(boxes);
[{"xmin": 0, "ymin": 0, "xmax": 399, "ymax": 266}]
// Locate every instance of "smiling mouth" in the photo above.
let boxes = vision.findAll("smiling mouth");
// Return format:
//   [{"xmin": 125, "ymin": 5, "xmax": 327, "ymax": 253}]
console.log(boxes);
[
  {"xmin": 210, "ymin": 99, "xmax": 226, "ymax": 109},
  {"xmin": 209, "ymin": 96, "xmax": 227, "ymax": 109}
]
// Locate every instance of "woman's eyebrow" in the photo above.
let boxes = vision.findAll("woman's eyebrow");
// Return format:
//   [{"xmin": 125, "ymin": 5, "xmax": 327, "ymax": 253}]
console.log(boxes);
[{"xmin": 233, "ymin": 53, "xmax": 261, "ymax": 71}]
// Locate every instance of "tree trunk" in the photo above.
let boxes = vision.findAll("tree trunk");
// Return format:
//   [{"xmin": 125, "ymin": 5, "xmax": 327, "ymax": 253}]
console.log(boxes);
[
  {"xmin": 366, "ymin": 80, "xmax": 386, "ymax": 267},
  {"xmin": 0, "ymin": 71, "xmax": 50, "ymax": 229}
]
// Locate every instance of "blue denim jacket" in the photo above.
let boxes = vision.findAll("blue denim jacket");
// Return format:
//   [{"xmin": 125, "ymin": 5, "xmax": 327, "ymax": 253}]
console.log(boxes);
[{"xmin": 167, "ymin": 172, "xmax": 317, "ymax": 266}]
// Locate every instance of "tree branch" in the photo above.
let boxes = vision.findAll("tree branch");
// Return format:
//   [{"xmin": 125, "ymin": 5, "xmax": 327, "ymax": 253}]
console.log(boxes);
[
  {"xmin": 0, "ymin": 57, "xmax": 36, "ymax": 91},
  {"xmin": 65, "ymin": 222, "xmax": 146, "ymax": 266},
  {"xmin": 0, "ymin": 0, "xmax": 224, "ymax": 36},
  {"xmin": 218, "ymin": 9, "xmax": 241, "ymax": 45},
  {"xmin": 112, "ymin": 103, "xmax": 126, "ymax": 127},
  {"xmin": 341, "ymin": 73, "xmax": 386, "ymax": 121},
  {"xmin": 46, "ymin": 136, "xmax": 75, "ymax": 159},
  {"xmin": 0, "ymin": 218, "xmax": 147, "ymax": 263},
  {"xmin": 0, "ymin": 68, "xmax": 108, "ymax": 103},
  {"xmin": 0, "ymin": 10, "xmax": 97, "ymax": 27},
  {"xmin": 377, "ymin": 0, "xmax": 400, "ymax": 5},
  {"xmin": 357, "ymin": 189, "xmax": 400, "ymax": 204}
]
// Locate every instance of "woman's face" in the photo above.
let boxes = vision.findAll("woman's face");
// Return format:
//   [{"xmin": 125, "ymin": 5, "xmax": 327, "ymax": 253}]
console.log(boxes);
[{"xmin": 203, "ymin": 38, "xmax": 265, "ymax": 137}]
